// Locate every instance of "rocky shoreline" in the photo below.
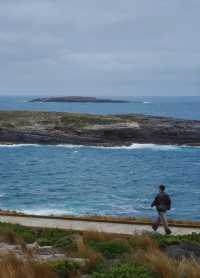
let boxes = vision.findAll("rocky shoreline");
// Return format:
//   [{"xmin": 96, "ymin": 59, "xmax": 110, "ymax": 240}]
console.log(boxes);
[{"xmin": 0, "ymin": 111, "xmax": 199, "ymax": 146}]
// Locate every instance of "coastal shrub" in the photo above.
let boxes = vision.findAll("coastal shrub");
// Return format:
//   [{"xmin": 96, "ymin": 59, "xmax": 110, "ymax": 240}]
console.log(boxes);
[
  {"xmin": 89, "ymin": 240, "xmax": 130, "ymax": 259},
  {"xmin": 153, "ymin": 233, "xmax": 200, "ymax": 247},
  {"xmin": 0, "ymin": 222, "xmax": 75, "ymax": 249},
  {"xmin": 88, "ymin": 263, "xmax": 156, "ymax": 278},
  {"xmin": 54, "ymin": 236, "xmax": 75, "ymax": 251},
  {"xmin": 35, "ymin": 229, "xmax": 73, "ymax": 246},
  {"xmin": 0, "ymin": 222, "xmax": 36, "ymax": 243},
  {"xmin": 50, "ymin": 261, "xmax": 80, "ymax": 278}
]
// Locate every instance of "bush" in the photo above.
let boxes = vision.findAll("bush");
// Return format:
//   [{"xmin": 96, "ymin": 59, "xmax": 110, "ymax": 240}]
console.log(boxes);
[
  {"xmin": 50, "ymin": 261, "xmax": 80, "ymax": 278},
  {"xmin": 153, "ymin": 233, "xmax": 200, "ymax": 247},
  {"xmin": 89, "ymin": 240, "xmax": 130, "ymax": 259},
  {"xmin": 0, "ymin": 222, "xmax": 36, "ymax": 243},
  {"xmin": 89, "ymin": 263, "xmax": 156, "ymax": 278},
  {"xmin": 54, "ymin": 236, "xmax": 75, "ymax": 251},
  {"xmin": 0, "ymin": 222, "xmax": 74, "ymax": 249},
  {"xmin": 34, "ymin": 228, "xmax": 73, "ymax": 246}
]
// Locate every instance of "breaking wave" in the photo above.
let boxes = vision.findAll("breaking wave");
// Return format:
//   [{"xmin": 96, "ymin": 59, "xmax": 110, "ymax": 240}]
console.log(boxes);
[
  {"xmin": 20, "ymin": 208, "xmax": 76, "ymax": 216},
  {"xmin": 0, "ymin": 143, "xmax": 199, "ymax": 151},
  {"xmin": 0, "ymin": 144, "xmax": 40, "ymax": 148},
  {"xmin": 94, "ymin": 144, "xmax": 180, "ymax": 150}
]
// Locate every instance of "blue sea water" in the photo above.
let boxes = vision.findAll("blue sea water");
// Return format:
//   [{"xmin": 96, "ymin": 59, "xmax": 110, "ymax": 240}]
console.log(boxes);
[
  {"xmin": 0, "ymin": 96, "xmax": 200, "ymax": 220},
  {"xmin": 0, "ymin": 96, "xmax": 200, "ymax": 120}
]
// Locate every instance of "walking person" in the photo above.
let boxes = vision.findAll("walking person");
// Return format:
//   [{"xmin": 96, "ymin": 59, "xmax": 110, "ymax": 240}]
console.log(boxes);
[{"xmin": 151, "ymin": 185, "xmax": 172, "ymax": 235}]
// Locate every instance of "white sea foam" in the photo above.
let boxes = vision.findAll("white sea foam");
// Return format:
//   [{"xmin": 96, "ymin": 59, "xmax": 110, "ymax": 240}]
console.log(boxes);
[
  {"xmin": 52, "ymin": 143, "xmax": 181, "ymax": 150},
  {"xmin": 91, "ymin": 143, "xmax": 181, "ymax": 151},
  {"xmin": 0, "ymin": 144, "xmax": 40, "ymax": 148},
  {"xmin": 57, "ymin": 143, "xmax": 200, "ymax": 150},
  {"xmin": 122, "ymin": 143, "xmax": 179, "ymax": 150},
  {"xmin": 57, "ymin": 144, "xmax": 84, "ymax": 148},
  {"xmin": 20, "ymin": 208, "xmax": 76, "ymax": 216},
  {"xmin": 0, "ymin": 143, "xmax": 199, "ymax": 150}
]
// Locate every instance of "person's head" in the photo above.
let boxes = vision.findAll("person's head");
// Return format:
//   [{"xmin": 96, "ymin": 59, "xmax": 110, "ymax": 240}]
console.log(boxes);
[{"xmin": 159, "ymin": 185, "xmax": 165, "ymax": 192}]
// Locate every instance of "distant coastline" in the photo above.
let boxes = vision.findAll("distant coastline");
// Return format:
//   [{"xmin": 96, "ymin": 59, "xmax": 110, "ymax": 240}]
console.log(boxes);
[{"xmin": 30, "ymin": 96, "xmax": 131, "ymax": 103}]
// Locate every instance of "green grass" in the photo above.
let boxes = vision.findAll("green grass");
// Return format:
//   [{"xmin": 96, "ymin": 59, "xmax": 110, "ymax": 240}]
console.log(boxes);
[
  {"xmin": 89, "ymin": 239, "xmax": 130, "ymax": 259},
  {"xmin": 88, "ymin": 263, "xmax": 157, "ymax": 278},
  {"xmin": 1, "ymin": 222, "xmax": 200, "ymax": 278},
  {"xmin": 60, "ymin": 114, "xmax": 117, "ymax": 128},
  {"xmin": 153, "ymin": 233, "xmax": 200, "ymax": 247},
  {"xmin": 0, "ymin": 222, "xmax": 75, "ymax": 249},
  {"xmin": 49, "ymin": 260, "xmax": 80, "ymax": 278},
  {"xmin": 0, "ymin": 111, "xmax": 131, "ymax": 130}
]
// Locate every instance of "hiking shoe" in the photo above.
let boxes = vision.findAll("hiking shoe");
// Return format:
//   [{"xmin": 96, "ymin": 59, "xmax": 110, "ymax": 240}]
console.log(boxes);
[
  {"xmin": 152, "ymin": 224, "xmax": 158, "ymax": 231},
  {"xmin": 165, "ymin": 229, "xmax": 172, "ymax": 235}
]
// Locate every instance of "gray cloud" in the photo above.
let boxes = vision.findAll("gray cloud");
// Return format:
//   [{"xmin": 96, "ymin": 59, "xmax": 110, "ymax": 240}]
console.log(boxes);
[{"xmin": 0, "ymin": 0, "xmax": 200, "ymax": 96}]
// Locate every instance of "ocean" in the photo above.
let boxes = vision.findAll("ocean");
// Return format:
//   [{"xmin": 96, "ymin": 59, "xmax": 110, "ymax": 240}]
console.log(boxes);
[{"xmin": 0, "ymin": 96, "xmax": 199, "ymax": 221}]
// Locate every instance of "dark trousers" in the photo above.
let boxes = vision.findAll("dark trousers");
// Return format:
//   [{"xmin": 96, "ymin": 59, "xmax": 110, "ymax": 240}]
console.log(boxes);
[{"xmin": 153, "ymin": 211, "xmax": 169, "ymax": 232}]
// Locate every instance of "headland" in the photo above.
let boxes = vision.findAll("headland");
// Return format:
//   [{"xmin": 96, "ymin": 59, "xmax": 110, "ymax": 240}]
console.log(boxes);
[{"xmin": 0, "ymin": 111, "xmax": 199, "ymax": 146}]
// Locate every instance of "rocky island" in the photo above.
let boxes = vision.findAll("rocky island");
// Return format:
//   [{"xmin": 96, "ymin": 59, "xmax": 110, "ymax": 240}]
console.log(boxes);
[
  {"xmin": 30, "ymin": 96, "xmax": 130, "ymax": 103},
  {"xmin": 0, "ymin": 111, "xmax": 199, "ymax": 146}
]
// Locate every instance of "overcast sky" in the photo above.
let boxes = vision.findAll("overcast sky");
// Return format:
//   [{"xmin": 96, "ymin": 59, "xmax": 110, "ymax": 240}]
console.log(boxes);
[{"xmin": 0, "ymin": 0, "xmax": 200, "ymax": 96}]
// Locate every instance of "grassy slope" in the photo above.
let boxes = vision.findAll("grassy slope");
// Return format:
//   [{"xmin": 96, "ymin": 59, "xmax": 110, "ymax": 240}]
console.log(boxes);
[
  {"xmin": 1, "ymin": 222, "xmax": 200, "ymax": 278},
  {"xmin": 0, "ymin": 111, "xmax": 134, "ymax": 131}
]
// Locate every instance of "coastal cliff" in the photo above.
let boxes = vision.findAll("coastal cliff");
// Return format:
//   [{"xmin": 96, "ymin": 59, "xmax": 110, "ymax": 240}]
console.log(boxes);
[{"xmin": 0, "ymin": 111, "xmax": 199, "ymax": 146}]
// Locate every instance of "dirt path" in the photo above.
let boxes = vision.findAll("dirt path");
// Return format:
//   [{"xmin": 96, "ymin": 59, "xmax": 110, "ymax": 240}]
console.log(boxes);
[{"xmin": 1, "ymin": 214, "xmax": 200, "ymax": 235}]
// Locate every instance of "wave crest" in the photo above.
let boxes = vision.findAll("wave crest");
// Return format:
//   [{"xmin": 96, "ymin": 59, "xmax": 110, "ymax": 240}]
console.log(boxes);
[
  {"xmin": 0, "ymin": 144, "xmax": 40, "ymax": 148},
  {"xmin": 0, "ymin": 143, "xmax": 199, "ymax": 151}
]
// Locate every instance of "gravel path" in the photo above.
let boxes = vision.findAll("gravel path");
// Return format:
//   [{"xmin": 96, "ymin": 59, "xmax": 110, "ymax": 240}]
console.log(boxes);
[{"xmin": 0, "ymin": 215, "xmax": 200, "ymax": 235}]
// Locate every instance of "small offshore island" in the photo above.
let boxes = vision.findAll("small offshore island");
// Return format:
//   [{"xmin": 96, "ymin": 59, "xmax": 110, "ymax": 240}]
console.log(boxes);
[
  {"xmin": 30, "ymin": 96, "xmax": 130, "ymax": 103},
  {"xmin": 0, "ymin": 111, "xmax": 199, "ymax": 146}
]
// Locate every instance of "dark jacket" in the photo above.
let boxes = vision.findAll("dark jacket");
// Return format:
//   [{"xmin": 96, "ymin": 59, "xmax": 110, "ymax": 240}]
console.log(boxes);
[{"xmin": 151, "ymin": 192, "xmax": 171, "ymax": 212}]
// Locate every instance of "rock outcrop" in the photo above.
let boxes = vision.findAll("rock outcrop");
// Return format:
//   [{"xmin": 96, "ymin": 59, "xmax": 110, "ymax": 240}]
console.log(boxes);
[
  {"xmin": 0, "ymin": 242, "xmax": 87, "ymax": 264},
  {"xmin": 166, "ymin": 242, "xmax": 200, "ymax": 260}
]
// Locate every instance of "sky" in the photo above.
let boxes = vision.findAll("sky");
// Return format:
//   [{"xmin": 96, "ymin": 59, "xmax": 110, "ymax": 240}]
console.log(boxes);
[{"xmin": 0, "ymin": 0, "xmax": 200, "ymax": 96}]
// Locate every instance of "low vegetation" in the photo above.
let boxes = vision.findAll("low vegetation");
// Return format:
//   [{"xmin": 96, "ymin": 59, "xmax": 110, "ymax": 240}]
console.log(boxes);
[
  {"xmin": 60, "ymin": 114, "xmax": 120, "ymax": 128},
  {"xmin": 0, "ymin": 222, "xmax": 200, "ymax": 277},
  {"xmin": 0, "ymin": 255, "xmax": 56, "ymax": 278},
  {"xmin": 0, "ymin": 111, "xmax": 132, "ymax": 130}
]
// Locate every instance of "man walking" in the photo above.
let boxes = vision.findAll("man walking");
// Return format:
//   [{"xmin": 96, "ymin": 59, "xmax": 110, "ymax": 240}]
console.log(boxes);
[{"xmin": 151, "ymin": 185, "xmax": 172, "ymax": 235}]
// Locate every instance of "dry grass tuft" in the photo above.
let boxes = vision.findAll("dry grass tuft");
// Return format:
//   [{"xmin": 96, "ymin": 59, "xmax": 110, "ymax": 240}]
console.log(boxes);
[
  {"xmin": 133, "ymin": 245, "xmax": 200, "ymax": 278},
  {"xmin": 137, "ymin": 249, "xmax": 177, "ymax": 278},
  {"xmin": 0, "ymin": 255, "xmax": 57, "ymax": 278},
  {"xmin": 0, "ymin": 231, "xmax": 25, "ymax": 247},
  {"xmin": 74, "ymin": 234, "xmax": 103, "ymax": 272},
  {"xmin": 176, "ymin": 259, "xmax": 200, "ymax": 278},
  {"xmin": 82, "ymin": 230, "xmax": 118, "ymax": 242},
  {"xmin": 129, "ymin": 233, "xmax": 159, "ymax": 251}
]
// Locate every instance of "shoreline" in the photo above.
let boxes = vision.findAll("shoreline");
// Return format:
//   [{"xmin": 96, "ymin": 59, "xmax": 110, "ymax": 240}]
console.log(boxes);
[{"xmin": 0, "ymin": 142, "xmax": 200, "ymax": 148}]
